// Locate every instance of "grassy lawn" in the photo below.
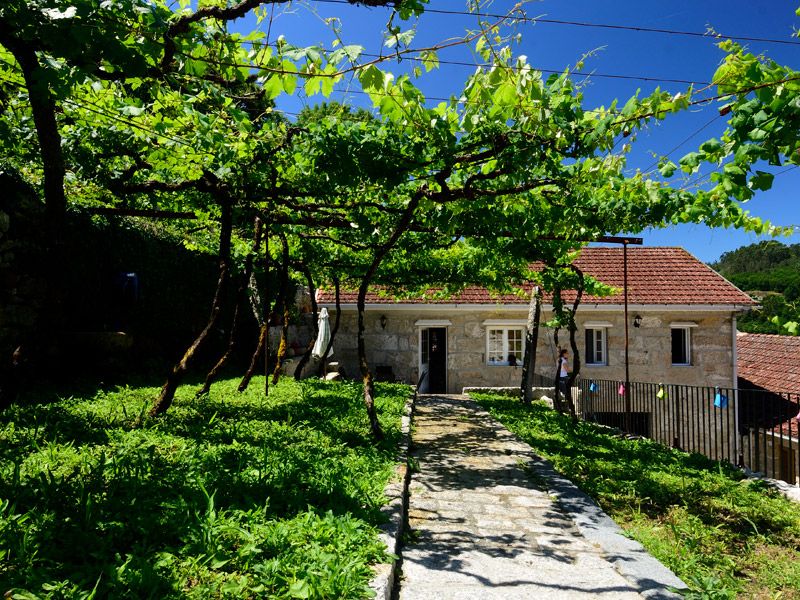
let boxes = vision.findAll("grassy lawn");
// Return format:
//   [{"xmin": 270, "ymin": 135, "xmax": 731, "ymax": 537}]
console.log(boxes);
[
  {"xmin": 0, "ymin": 376, "xmax": 409, "ymax": 599},
  {"xmin": 473, "ymin": 394, "xmax": 800, "ymax": 599}
]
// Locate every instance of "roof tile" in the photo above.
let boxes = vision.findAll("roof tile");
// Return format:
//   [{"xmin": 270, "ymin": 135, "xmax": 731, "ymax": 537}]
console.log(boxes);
[
  {"xmin": 319, "ymin": 247, "xmax": 755, "ymax": 306},
  {"xmin": 737, "ymin": 333, "xmax": 800, "ymax": 393},
  {"xmin": 737, "ymin": 332, "xmax": 800, "ymax": 437}
]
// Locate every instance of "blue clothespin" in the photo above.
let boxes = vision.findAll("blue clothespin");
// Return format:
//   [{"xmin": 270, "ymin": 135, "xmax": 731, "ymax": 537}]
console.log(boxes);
[{"xmin": 714, "ymin": 387, "xmax": 728, "ymax": 409}]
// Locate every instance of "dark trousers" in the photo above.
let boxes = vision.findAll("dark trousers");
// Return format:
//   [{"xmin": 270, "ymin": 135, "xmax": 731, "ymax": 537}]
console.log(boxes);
[{"xmin": 558, "ymin": 377, "xmax": 572, "ymax": 402}]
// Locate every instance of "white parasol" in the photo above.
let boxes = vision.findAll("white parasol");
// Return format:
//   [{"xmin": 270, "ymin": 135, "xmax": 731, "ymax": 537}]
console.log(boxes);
[{"xmin": 311, "ymin": 307, "xmax": 333, "ymax": 359}]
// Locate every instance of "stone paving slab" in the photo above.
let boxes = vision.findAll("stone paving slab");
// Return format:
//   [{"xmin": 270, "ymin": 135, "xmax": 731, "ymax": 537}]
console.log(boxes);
[{"xmin": 397, "ymin": 395, "xmax": 686, "ymax": 600}]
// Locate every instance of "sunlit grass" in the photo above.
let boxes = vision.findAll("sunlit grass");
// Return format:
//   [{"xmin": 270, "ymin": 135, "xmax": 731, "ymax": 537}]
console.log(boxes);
[
  {"xmin": 474, "ymin": 394, "xmax": 800, "ymax": 599},
  {"xmin": 0, "ymin": 376, "xmax": 409, "ymax": 599}
]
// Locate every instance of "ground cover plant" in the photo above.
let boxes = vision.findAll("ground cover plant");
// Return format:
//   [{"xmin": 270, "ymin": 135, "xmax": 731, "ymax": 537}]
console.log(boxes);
[
  {"xmin": 473, "ymin": 394, "xmax": 800, "ymax": 599},
  {"xmin": 0, "ymin": 376, "xmax": 409, "ymax": 599}
]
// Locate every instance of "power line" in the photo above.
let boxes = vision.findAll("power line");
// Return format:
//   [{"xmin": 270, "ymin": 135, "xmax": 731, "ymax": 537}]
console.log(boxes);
[
  {"xmin": 315, "ymin": 0, "xmax": 800, "ymax": 47},
  {"xmin": 642, "ymin": 113, "xmax": 722, "ymax": 175},
  {"xmin": 90, "ymin": 9, "xmax": 713, "ymax": 89},
  {"xmin": 680, "ymin": 163, "xmax": 799, "ymax": 192},
  {"xmin": 352, "ymin": 51, "xmax": 712, "ymax": 86}
]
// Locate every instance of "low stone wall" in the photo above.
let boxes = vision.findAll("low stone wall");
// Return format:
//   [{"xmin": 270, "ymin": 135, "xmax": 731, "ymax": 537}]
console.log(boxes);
[
  {"xmin": 462, "ymin": 386, "xmax": 552, "ymax": 401},
  {"xmin": 0, "ymin": 171, "xmax": 46, "ymax": 367},
  {"xmin": 368, "ymin": 390, "xmax": 414, "ymax": 600}
]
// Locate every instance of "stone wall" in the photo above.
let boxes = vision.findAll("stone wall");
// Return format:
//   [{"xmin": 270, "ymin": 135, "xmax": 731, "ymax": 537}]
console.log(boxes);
[
  {"xmin": 0, "ymin": 171, "xmax": 47, "ymax": 366},
  {"xmin": 327, "ymin": 306, "xmax": 737, "ymax": 393},
  {"xmin": 0, "ymin": 169, "xmax": 238, "ymax": 375}
]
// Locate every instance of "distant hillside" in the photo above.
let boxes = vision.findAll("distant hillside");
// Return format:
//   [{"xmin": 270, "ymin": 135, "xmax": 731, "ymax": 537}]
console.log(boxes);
[{"xmin": 710, "ymin": 241, "xmax": 800, "ymax": 334}]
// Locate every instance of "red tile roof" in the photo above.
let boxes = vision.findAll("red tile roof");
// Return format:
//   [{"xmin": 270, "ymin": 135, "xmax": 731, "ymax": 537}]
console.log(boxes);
[
  {"xmin": 318, "ymin": 247, "xmax": 755, "ymax": 307},
  {"xmin": 738, "ymin": 333, "xmax": 800, "ymax": 394},
  {"xmin": 737, "ymin": 333, "xmax": 800, "ymax": 438}
]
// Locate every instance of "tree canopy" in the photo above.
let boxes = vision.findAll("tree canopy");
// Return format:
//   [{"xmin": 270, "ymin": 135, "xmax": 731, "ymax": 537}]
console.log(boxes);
[
  {"xmin": 2, "ymin": 0, "xmax": 799, "ymax": 427},
  {"xmin": 712, "ymin": 241, "xmax": 800, "ymax": 335}
]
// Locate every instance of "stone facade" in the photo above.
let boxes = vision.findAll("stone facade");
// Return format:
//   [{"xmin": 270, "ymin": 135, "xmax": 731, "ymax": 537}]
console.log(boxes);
[
  {"xmin": 0, "ymin": 172, "xmax": 47, "ymax": 366},
  {"xmin": 327, "ymin": 306, "xmax": 737, "ymax": 393}
]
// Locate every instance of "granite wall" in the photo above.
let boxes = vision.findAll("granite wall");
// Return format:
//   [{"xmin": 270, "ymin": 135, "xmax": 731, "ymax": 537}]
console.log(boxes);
[
  {"xmin": 327, "ymin": 307, "xmax": 737, "ymax": 393},
  {"xmin": 0, "ymin": 171, "xmax": 47, "ymax": 366}
]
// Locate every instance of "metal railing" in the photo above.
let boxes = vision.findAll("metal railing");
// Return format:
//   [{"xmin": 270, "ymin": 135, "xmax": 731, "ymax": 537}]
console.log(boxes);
[
  {"xmin": 575, "ymin": 378, "xmax": 800, "ymax": 486},
  {"xmin": 531, "ymin": 372, "xmax": 556, "ymax": 388}
]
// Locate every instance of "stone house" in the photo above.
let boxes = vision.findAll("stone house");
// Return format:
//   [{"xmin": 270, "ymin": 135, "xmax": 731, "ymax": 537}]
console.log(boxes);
[{"xmin": 318, "ymin": 247, "xmax": 755, "ymax": 395}]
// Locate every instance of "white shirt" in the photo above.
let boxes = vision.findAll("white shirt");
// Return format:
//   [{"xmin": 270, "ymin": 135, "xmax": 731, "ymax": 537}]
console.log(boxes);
[{"xmin": 559, "ymin": 357, "xmax": 569, "ymax": 378}]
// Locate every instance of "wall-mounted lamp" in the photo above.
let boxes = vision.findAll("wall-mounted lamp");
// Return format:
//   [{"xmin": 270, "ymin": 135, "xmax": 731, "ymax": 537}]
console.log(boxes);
[
  {"xmin": 633, "ymin": 314, "xmax": 642, "ymax": 328},
  {"xmin": 380, "ymin": 315, "xmax": 387, "ymax": 330}
]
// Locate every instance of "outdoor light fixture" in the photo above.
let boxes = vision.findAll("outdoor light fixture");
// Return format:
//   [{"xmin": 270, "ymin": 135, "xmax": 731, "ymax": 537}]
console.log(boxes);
[
  {"xmin": 633, "ymin": 314, "xmax": 642, "ymax": 328},
  {"xmin": 380, "ymin": 315, "xmax": 387, "ymax": 329}
]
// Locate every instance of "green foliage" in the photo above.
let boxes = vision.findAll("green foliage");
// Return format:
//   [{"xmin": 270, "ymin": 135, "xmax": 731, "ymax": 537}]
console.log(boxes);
[
  {"xmin": 473, "ymin": 395, "xmax": 800, "ymax": 598},
  {"xmin": 3, "ymin": 0, "xmax": 790, "ymax": 328},
  {"xmin": 711, "ymin": 241, "xmax": 800, "ymax": 335},
  {"xmin": 712, "ymin": 241, "xmax": 800, "ymax": 278},
  {"xmin": 737, "ymin": 294, "xmax": 800, "ymax": 335},
  {"xmin": 0, "ymin": 377, "xmax": 409, "ymax": 598}
]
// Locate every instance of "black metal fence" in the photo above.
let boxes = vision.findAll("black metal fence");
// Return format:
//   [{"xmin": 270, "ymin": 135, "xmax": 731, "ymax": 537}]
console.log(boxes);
[
  {"xmin": 531, "ymin": 372, "xmax": 556, "ymax": 388},
  {"xmin": 575, "ymin": 378, "xmax": 800, "ymax": 486}
]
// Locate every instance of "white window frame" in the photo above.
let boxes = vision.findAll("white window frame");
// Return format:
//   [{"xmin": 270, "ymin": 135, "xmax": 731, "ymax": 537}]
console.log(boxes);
[
  {"xmin": 584, "ymin": 327, "xmax": 607, "ymax": 365},
  {"xmin": 670, "ymin": 323, "xmax": 695, "ymax": 366},
  {"xmin": 485, "ymin": 327, "xmax": 525, "ymax": 366}
]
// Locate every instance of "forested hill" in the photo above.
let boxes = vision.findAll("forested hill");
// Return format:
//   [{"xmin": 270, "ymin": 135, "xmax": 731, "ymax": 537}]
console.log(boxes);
[{"xmin": 710, "ymin": 241, "xmax": 800, "ymax": 334}]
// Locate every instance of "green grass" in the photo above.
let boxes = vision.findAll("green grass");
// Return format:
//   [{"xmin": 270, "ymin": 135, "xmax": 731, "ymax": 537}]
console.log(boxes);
[
  {"xmin": 473, "ymin": 394, "xmax": 800, "ymax": 599},
  {"xmin": 0, "ymin": 376, "xmax": 410, "ymax": 599}
]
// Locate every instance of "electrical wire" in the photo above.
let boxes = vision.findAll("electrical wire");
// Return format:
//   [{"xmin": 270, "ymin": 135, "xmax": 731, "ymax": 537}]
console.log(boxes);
[
  {"xmin": 642, "ymin": 113, "xmax": 722, "ymax": 175},
  {"xmin": 315, "ymin": 0, "xmax": 800, "ymax": 47},
  {"xmin": 89, "ymin": 8, "xmax": 714, "ymax": 89}
]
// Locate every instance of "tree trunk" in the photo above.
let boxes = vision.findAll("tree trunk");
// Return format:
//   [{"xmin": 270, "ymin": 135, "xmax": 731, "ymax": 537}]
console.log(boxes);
[
  {"xmin": 198, "ymin": 217, "xmax": 262, "ymax": 397},
  {"xmin": 1, "ymin": 40, "xmax": 68, "ymax": 383},
  {"xmin": 264, "ymin": 231, "xmax": 271, "ymax": 397},
  {"xmin": 238, "ymin": 233, "xmax": 272, "ymax": 394},
  {"xmin": 354, "ymin": 190, "xmax": 422, "ymax": 441},
  {"xmin": 10, "ymin": 44, "xmax": 66, "ymax": 229},
  {"xmin": 238, "ymin": 323, "xmax": 267, "ymax": 393},
  {"xmin": 317, "ymin": 276, "xmax": 341, "ymax": 378},
  {"xmin": 150, "ymin": 194, "xmax": 232, "ymax": 417},
  {"xmin": 520, "ymin": 285, "xmax": 542, "ymax": 404},
  {"xmin": 565, "ymin": 266, "xmax": 585, "ymax": 423},
  {"xmin": 552, "ymin": 324, "xmax": 564, "ymax": 413},
  {"xmin": 357, "ymin": 291, "xmax": 383, "ymax": 441},
  {"xmin": 293, "ymin": 265, "xmax": 318, "ymax": 380},
  {"xmin": 271, "ymin": 234, "xmax": 291, "ymax": 386}
]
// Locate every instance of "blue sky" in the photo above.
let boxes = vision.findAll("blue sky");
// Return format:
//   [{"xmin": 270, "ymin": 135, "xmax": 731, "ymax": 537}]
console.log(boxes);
[{"xmin": 231, "ymin": 0, "xmax": 800, "ymax": 263}]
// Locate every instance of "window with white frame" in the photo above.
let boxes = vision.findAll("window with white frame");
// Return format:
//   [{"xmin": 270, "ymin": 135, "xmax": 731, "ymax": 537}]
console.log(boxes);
[
  {"xmin": 671, "ymin": 326, "xmax": 692, "ymax": 365},
  {"xmin": 583, "ymin": 321, "xmax": 612, "ymax": 366},
  {"xmin": 486, "ymin": 327, "xmax": 524, "ymax": 366},
  {"xmin": 584, "ymin": 327, "xmax": 607, "ymax": 365}
]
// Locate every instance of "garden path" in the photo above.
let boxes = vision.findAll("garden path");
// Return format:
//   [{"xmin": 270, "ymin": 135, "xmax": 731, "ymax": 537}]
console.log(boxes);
[{"xmin": 395, "ymin": 394, "xmax": 686, "ymax": 600}]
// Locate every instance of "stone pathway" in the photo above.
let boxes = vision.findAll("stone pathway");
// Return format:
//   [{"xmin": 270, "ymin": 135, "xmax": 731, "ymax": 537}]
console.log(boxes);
[{"xmin": 396, "ymin": 395, "xmax": 685, "ymax": 600}]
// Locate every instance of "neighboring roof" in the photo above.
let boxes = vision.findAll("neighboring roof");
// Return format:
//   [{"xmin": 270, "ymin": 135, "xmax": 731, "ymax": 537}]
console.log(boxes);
[
  {"xmin": 737, "ymin": 332, "xmax": 800, "ymax": 439},
  {"xmin": 318, "ymin": 247, "xmax": 755, "ymax": 307},
  {"xmin": 738, "ymin": 333, "xmax": 800, "ymax": 394}
]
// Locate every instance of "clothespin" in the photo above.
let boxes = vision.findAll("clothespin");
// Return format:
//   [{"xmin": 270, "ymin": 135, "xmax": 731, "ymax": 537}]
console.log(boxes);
[{"xmin": 714, "ymin": 387, "xmax": 728, "ymax": 409}]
